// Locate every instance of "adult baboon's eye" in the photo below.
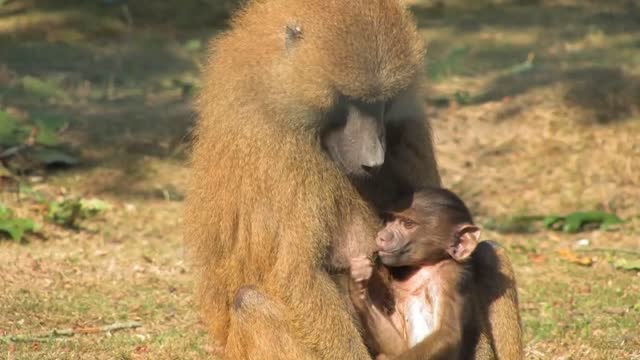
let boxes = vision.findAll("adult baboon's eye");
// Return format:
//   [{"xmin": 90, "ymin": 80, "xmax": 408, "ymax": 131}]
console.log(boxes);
[{"xmin": 323, "ymin": 96, "xmax": 348, "ymax": 129}]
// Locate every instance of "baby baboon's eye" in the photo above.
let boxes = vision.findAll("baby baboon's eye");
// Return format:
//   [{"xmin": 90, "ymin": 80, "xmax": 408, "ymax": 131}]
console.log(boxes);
[{"xmin": 401, "ymin": 218, "xmax": 417, "ymax": 229}]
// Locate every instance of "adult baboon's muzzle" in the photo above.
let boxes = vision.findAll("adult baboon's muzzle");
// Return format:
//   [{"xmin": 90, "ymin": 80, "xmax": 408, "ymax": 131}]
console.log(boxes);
[{"xmin": 345, "ymin": 102, "xmax": 386, "ymax": 174}]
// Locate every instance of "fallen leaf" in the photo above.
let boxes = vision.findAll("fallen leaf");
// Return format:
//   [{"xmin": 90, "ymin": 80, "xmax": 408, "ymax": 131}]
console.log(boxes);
[
  {"xmin": 557, "ymin": 248, "xmax": 593, "ymax": 266},
  {"xmin": 134, "ymin": 344, "xmax": 150, "ymax": 354},
  {"xmin": 7, "ymin": 343, "xmax": 16, "ymax": 360},
  {"xmin": 528, "ymin": 253, "xmax": 547, "ymax": 264}
]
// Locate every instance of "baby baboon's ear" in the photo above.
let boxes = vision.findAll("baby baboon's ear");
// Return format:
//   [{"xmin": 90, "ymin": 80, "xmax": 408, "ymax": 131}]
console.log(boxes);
[{"xmin": 447, "ymin": 224, "xmax": 480, "ymax": 262}]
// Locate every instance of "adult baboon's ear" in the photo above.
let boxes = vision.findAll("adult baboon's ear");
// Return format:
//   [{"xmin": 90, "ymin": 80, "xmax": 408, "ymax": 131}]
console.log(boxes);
[{"xmin": 285, "ymin": 23, "xmax": 303, "ymax": 51}]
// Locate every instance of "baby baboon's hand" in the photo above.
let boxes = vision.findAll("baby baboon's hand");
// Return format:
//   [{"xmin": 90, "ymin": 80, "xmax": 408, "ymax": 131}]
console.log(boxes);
[
  {"xmin": 349, "ymin": 256, "xmax": 374, "ymax": 305},
  {"xmin": 350, "ymin": 255, "xmax": 374, "ymax": 284}
]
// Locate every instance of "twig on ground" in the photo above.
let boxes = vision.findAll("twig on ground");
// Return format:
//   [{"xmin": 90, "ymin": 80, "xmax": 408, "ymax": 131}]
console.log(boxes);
[
  {"xmin": 575, "ymin": 247, "xmax": 640, "ymax": 257},
  {"xmin": 0, "ymin": 321, "xmax": 142, "ymax": 344}
]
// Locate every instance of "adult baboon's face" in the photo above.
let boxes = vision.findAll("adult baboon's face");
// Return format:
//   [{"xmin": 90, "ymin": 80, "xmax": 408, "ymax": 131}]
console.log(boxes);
[{"xmin": 321, "ymin": 97, "xmax": 387, "ymax": 178}]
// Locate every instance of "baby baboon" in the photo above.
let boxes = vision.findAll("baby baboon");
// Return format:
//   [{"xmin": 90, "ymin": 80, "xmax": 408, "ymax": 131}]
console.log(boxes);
[{"xmin": 350, "ymin": 188, "xmax": 523, "ymax": 359}]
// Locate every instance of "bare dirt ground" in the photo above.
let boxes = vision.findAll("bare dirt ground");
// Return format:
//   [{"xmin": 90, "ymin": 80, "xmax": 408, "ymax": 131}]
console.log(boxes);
[{"xmin": 1, "ymin": 1, "xmax": 639, "ymax": 359}]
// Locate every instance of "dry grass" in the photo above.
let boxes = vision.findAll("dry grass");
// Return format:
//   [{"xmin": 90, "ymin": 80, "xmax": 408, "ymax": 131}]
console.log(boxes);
[{"xmin": 1, "ymin": 1, "xmax": 639, "ymax": 359}]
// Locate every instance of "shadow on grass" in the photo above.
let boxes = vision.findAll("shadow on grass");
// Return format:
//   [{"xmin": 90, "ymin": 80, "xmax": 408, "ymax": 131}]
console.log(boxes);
[
  {"xmin": 411, "ymin": 1, "xmax": 640, "ymax": 124},
  {"xmin": 0, "ymin": 35, "xmax": 197, "ymax": 162},
  {"xmin": 1, "ymin": 0, "xmax": 239, "ymax": 35},
  {"xmin": 0, "ymin": 1, "xmax": 238, "ymax": 197},
  {"xmin": 411, "ymin": 1, "xmax": 640, "ymax": 37}
]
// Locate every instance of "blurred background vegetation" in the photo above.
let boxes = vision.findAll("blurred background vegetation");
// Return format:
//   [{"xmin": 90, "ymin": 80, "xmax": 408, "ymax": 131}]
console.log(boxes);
[{"xmin": 1, "ymin": 1, "xmax": 639, "ymax": 359}]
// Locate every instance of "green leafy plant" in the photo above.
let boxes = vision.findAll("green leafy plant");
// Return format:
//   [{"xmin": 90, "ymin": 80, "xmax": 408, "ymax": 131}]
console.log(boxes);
[
  {"xmin": 485, "ymin": 211, "xmax": 624, "ymax": 234},
  {"xmin": 613, "ymin": 259, "xmax": 640, "ymax": 272},
  {"xmin": 0, "ymin": 110, "xmax": 70, "ymax": 148},
  {"xmin": 47, "ymin": 198, "xmax": 111, "ymax": 227},
  {"xmin": 0, "ymin": 111, "xmax": 29, "ymax": 147},
  {"xmin": 20, "ymin": 76, "xmax": 72, "ymax": 103},
  {"xmin": 0, "ymin": 204, "xmax": 39, "ymax": 242},
  {"xmin": 0, "ymin": 109, "xmax": 77, "ymax": 173},
  {"xmin": 543, "ymin": 211, "xmax": 624, "ymax": 233},
  {"xmin": 32, "ymin": 113, "xmax": 68, "ymax": 146},
  {"xmin": 453, "ymin": 90, "xmax": 472, "ymax": 105}
]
